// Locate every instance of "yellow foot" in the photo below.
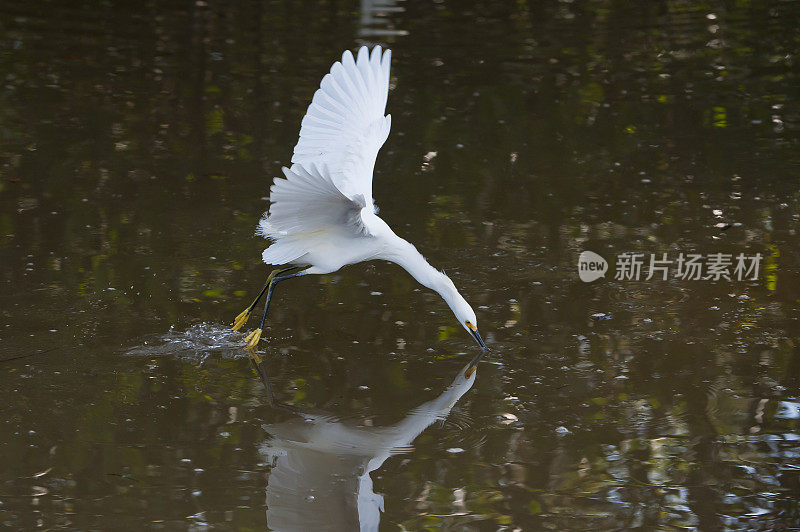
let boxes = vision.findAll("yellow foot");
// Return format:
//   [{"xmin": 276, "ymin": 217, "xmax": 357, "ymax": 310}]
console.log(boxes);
[
  {"xmin": 231, "ymin": 308, "xmax": 252, "ymax": 331},
  {"xmin": 243, "ymin": 328, "xmax": 262, "ymax": 348}
]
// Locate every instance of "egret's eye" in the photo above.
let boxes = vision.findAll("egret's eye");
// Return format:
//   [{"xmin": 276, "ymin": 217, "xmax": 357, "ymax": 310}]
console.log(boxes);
[{"xmin": 465, "ymin": 320, "xmax": 477, "ymax": 331}]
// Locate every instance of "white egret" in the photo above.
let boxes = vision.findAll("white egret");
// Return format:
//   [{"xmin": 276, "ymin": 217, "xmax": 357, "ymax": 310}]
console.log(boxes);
[{"xmin": 232, "ymin": 46, "xmax": 487, "ymax": 352}]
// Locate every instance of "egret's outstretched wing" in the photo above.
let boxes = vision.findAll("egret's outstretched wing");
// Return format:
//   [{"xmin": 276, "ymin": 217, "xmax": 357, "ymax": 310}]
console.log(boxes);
[
  {"xmin": 259, "ymin": 163, "xmax": 373, "ymax": 265},
  {"xmin": 291, "ymin": 46, "xmax": 391, "ymax": 205}
]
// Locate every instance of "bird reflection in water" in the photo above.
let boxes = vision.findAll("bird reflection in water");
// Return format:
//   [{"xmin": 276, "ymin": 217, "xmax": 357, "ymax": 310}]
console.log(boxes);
[{"xmin": 250, "ymin": 352, "xmax": 484, "ymax": 531}]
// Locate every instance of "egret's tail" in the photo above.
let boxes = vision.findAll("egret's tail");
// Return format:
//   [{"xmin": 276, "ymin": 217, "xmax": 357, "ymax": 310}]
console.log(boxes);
[{"xmin": 258, "ymin": 237, "xmax": 308, "ymax": 266}]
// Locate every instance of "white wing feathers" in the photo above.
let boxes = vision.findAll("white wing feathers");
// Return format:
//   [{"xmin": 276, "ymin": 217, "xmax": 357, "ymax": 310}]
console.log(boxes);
[
  {"xmin": 259, "ymin": 46, "xmax": 392, "ymax": 265},
  {"xmin": 262, "ymin": 163, "xmax": 369, "ymax": 237},
  {"xmin": 291, "ymin": 45, "xmax": 391, "ymax": 204},
  {"xmin": 258, "ymin": 164, "xmax": 372, "ymax": 264}
]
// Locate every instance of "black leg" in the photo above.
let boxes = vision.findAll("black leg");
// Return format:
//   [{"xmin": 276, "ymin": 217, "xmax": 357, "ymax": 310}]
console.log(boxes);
[
  {"xmin": 232, "ymin": 266, "xmax": 299, "ymax": 331},
  {"xmin": 258, "ymin": 272, "xmax": 304, "ymax": 328},
  {"xmin": 243, "ymin": 269, "xmax": 307, "ymax": 348}
]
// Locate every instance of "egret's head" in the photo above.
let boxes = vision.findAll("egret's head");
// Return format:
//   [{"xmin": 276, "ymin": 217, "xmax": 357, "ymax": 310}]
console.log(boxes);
[{"xmin": 438, "ymin": 273, "xmax": 487, "ymax": 350}]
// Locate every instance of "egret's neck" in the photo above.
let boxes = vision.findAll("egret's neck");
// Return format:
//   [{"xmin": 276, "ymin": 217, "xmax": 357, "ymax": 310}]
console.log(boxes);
[{"xmin": 382, "ymin": 236, "xmax": 455, "ymax": 303}]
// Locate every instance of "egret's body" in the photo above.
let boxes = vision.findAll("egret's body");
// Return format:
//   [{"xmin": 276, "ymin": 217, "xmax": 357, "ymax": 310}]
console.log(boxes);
[{"xmin": 233, "ymin": 46, "xmax": 486, "ymax": 351}]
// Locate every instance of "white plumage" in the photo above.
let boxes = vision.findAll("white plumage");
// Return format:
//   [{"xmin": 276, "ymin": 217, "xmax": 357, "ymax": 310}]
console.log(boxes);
[
  {"xmin": 293, "ymin": 45, "xmax": 391, "ymax": 203},
  {"xmin": 239, "ymin": 46, "xmax": 487, "ymax": 351}
]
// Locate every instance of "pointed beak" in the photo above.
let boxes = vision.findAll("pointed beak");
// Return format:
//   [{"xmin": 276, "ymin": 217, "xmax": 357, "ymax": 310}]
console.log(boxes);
[{"xmin": 469, "ymin": 328, "xmax": 488, "ymax": 350}]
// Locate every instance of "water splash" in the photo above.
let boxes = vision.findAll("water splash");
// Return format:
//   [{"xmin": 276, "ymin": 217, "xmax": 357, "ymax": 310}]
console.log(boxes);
[{"xmin": 125, "ymin": 322, "xmax": 246, "ymax": 360}]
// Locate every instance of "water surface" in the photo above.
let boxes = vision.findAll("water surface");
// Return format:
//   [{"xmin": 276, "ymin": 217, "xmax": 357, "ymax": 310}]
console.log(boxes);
[{"xmin": 1, "ymin": 0, "xmax": 799, "ymax": 529}]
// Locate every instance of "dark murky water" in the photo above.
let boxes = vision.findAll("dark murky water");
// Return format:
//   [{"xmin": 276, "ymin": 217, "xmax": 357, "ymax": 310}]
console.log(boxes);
[{"xmin": 2, "ymin": 0, "xmax": 799, "ymax": 529}]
